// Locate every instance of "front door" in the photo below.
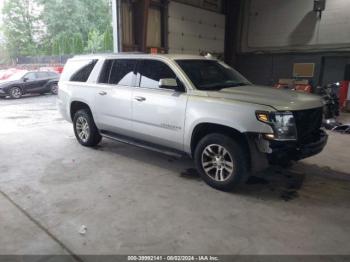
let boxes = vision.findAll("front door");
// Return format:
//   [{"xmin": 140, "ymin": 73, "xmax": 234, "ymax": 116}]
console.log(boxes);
[
  {"xmin": 94, "ymin": 59, "xmax": 137, "ymax": 135},
  {"xmin": 132, "ymin": 59, "xmax": 188, "ymax": 151}
]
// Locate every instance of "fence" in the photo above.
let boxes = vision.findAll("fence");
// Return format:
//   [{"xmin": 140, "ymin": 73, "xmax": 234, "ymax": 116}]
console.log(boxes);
[{"xmin": 16, "ymin": 55, "xmax": 73, "ymax": 65}]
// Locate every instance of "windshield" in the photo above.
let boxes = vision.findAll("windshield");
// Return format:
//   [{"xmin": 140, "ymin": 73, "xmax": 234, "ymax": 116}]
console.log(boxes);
[
  {"xmin": 176, "ymin": 60, "xmax": 251, "ymax": 91},
  {"xmin": 7, "ymin": 71, "xmax": 28, "ymax": 81}
]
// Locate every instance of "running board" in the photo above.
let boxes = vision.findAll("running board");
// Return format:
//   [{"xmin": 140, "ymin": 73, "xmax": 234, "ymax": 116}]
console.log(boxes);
[{"xmin": 100, "ymin": 131, "xmax": 185, "ymax": 158}]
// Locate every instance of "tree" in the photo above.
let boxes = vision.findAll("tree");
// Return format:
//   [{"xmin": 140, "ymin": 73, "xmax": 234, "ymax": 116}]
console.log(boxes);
[
  {"xmin": 103, "ymin": 26, "xmax": 113, "ymax": 52},
  {"xmin": 1, "ymin": 0, "xmax": 113, "ymax": 58},
  {"xmin": 72, "ymin": 34, "xmax": 84, "ymax": 54},
  {"xmin": 85, "ymin": 29, "xmax": 104, "ymax": 53},
  {"xmin": 38, "ymin": 0, "xmax": 112, "ymax": 55},
  {"xmin": 2, "ymin": 0, "xmax": 39, "ymax": 57}
]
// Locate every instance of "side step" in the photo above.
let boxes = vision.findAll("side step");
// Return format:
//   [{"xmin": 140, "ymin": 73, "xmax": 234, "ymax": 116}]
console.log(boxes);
[{"xmin": 100, "ymin": 131, "xmax": 185, "ymax": 158}]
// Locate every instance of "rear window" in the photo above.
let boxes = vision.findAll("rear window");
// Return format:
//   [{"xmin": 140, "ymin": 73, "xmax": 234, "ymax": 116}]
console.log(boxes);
[{"xmin": 61, "ymin": 59, "xmax": 97, "ymax": 82}]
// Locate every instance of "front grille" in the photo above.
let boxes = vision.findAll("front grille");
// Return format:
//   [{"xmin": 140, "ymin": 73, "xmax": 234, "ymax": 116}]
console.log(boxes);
[{"xmin": 293, "ymin": 107, "xmax": 323, "ymax": 144}]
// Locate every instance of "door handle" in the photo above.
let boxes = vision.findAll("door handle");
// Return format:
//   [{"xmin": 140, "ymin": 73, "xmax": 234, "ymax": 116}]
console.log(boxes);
[
  {"xmin": 134, "ymin": 96, "xmax": 146, "ymax": 102},
  {"xmin": 99, "ymin": 91, "xmax": 107, "ymax": 96}
]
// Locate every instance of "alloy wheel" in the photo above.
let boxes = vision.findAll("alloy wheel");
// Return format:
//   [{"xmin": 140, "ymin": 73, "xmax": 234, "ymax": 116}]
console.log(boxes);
[
  {"xmin": 51, "ymin": 84, "xmax": 58, "ymax": 94},
  {"xmin": 75, "ymin": 116, "xmax": 90, "ymax": 143},
  {"xmin": 11, "ymin": 87, "xmax": 22, "ymax": 99},
  {"xmin": 201, "ymin": 144, "xmax": 235, "ymax": 182}
]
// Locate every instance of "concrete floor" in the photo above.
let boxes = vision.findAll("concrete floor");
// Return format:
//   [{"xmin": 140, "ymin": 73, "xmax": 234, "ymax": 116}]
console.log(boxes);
[{"xmin": 0, "ymin": 95, "xmax": 350, "ymax": 256}]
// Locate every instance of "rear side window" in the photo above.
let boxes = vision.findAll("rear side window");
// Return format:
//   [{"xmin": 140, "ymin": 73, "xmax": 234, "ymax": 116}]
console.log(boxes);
[
  {"xmin": 36, "ymin": 72, "xmax": 49, "ymax": 78},
  {"xmin": 61, "ymin": 59, "xmax": 97, "ymax": 82},
  {"xmin": 138, "ymin": 60, "xmax": 176, "ymax": 89},
  {"xmin": 48, "ymin": 72, "xmax": 58, "ymax": 77},
  {"xmin": 99, "ymin": 59, "xmax": 136, "ymax": 86}
]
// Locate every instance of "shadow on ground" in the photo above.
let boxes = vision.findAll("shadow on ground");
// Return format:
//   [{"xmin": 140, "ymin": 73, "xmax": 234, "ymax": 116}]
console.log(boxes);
[{"xmin": 94, "ymin": 139, "xmax": 350, "ymax": 204}]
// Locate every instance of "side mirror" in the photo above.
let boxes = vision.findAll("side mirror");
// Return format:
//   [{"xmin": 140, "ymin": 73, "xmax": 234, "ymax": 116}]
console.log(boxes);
[
  {"xmin": 159, "ymin": 78, "xmax": 185, "ymax": 92},
  {"xmin": 23, "ymin": 77, "xmax": 28, "ymax": 82}
]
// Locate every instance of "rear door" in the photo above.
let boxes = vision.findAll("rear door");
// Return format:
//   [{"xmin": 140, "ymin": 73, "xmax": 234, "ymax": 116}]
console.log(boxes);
[
  {"xmin": 131, "ymin": 59, "xmax": 188, "ymax": 151},
  {"xmin": 22, "ymin": 72, "xmax": 38, "ymax": 92},
  {"xmin": 33, "ymin": 72, "xmax": 50, "ymax": 92},
  {"xmin": 94, "ymin": 59, "xmax": 136, "ymax": 135}
]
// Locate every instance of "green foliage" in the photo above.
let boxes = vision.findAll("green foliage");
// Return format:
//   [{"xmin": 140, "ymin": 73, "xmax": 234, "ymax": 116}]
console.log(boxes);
[
  {"xmin": 1, "ymin": 0, "xmax": 113, "ymax": 58},
  {"xmin": 2, "ymin": 0, "xmax": 39, "ymax": 57},
  {"xmin": 72, "ymin": 34, "xmax": 84, "ymax": 54},
  {"xmin": 103, "ymin": 26, "xmax": 113, "ymax": 52},
  {"xmin": 85, "ymin": 29, "xmax": 103, "ymax": 53}
]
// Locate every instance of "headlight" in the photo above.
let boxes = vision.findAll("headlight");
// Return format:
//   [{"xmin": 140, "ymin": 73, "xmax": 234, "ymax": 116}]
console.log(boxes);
[{"xmin": 256, "ymin": 111, "xmax": 297, "ymax": 141}]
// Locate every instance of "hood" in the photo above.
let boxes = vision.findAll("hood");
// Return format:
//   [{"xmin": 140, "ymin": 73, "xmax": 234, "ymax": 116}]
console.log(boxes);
[{"xmin": 207, "ymin": 85, "xmax": 324, "ymax": 111}]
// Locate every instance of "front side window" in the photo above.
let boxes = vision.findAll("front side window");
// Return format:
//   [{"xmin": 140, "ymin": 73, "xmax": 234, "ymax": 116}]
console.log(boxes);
[
  {"xmin": 176, "ymin": 60, "xmax": 250, "ymax": 91},
  {"xmin": 138, "ymin": 60, "xmax": 177, "ymax": 89},
  {"xmin": 24, "ymin": 72, "xmax": 36, "ymax": 80}
]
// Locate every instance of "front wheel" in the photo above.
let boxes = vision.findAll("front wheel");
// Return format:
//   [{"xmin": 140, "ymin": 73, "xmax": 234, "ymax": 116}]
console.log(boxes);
[
  {"xmin": 73, "ymin": 109, "xmax": 102, "ymax": 147},
  {"xmin": 9, "ymin": 87, "xmax": 22, "ymax": 99},
  {"xmin": 194, "ymin": 133, "xmax": 248, "ymax": 191}
]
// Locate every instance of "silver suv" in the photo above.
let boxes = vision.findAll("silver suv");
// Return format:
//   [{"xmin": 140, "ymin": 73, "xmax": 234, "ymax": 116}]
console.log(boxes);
[{"xmin": 58, "ymin": 54, "xmax": 328, "ymax": 191}]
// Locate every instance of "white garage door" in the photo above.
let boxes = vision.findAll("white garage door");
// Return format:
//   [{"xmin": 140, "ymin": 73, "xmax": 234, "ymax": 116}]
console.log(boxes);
[{"xmin": 168, "ymin": 1, "xmax": 225, "ymax": 55}]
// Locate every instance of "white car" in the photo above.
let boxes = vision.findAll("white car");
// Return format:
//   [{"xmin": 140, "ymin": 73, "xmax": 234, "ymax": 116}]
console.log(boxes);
[{"xmin": 58, "ymin": 53, "xmax": 327, "ymax": 191}]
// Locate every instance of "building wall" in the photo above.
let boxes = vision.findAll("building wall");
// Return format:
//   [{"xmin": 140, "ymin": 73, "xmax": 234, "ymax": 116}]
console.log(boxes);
[
  {"xmin": 240, "ymin": 0, "xmax": 350, "ymax": 53},
  {"xmin": 236, "ymin": 53, "xmax": 350, "ymax": 87},
  {"xmin": 235, "ymin": 0, "xmax": 350, "ymax": 87}
]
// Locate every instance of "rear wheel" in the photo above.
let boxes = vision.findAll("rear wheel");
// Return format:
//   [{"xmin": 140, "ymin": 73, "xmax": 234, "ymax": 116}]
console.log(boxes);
[
  {"xmin": 50, "ymin": 83, "xmax": 58, "ymax": 95},
  {"xmin": 9, "ymin": 87, "xmax": 22, "ymax": 99},
  {"xmin": 73, "ymin": 109, "xmax": 102, "ymax": 147},
  {"xmin": 194, "ymin": 133, "xmax": 248, "ymax": 191}
]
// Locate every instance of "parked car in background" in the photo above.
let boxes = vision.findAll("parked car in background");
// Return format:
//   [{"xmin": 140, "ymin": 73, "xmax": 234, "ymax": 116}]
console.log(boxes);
[{"xmin": 0, "ymin": 70, "xmax": 59, "ymax": 99}]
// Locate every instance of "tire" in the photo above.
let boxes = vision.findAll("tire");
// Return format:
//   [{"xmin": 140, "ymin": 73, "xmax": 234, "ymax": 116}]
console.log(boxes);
[
  {"xmin": 73, "ymin": 109, "xmax": 102, "ymax": 147},
  {"xmin": 194, "ymin": 133, "xmax": 248, "ymax": 191},
  {"xmin": 50, "ymin": 83, "xmax": 58, "ymax": 95},
  {"xmin": 9, "ymin": 87, "xmax": 22, "ymax": 99},
  {"xmin": 279, "ymin": 160, "xmax": 294, "ymax": 168}
]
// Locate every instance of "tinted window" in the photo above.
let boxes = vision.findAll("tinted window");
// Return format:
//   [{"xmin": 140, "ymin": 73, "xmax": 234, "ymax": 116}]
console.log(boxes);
[
  {"xmin": 138, "ymin": 60, "xmax": 176, "ymax": 89},
  {"xmin": 61, "ymin": 59, "xmax": 97, "ymax": 82},
  {"xmin": 48, "ymin": 72, "xmax": 58, "ymax": 77},
  {"xmin": 109, "ymin": 60, "xmax": 136, "ymax": 86},
  {"xmin": 98, "ymin": 60, "xmax": 114, "ymax": 84},
  {"xmin": 24, "ymin": 72, "xmax": 36, "ymax": 80},
  {"xmin": 36, "ymin": 72, "xmax": 49, "ymax": 78}
]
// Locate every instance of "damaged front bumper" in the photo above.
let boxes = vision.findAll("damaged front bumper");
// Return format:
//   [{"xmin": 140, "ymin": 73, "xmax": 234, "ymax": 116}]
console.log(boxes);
[{"xmin": 265, "ymin": 130, "xmax": 328, "ymax": 164}]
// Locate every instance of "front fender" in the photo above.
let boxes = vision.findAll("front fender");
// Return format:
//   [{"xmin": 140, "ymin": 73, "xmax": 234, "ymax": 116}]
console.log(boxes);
[{"xmin": 183, "ymin": 96, "xmax": 275, "ymax": 154}]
